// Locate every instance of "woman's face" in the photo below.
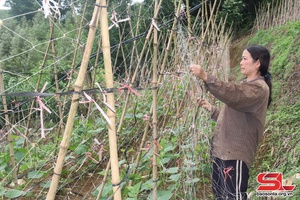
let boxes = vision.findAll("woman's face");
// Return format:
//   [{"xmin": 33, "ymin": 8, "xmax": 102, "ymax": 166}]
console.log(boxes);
[{"xmin": 240, "ymin": 49, "xmax": 260, "ymax": 78}]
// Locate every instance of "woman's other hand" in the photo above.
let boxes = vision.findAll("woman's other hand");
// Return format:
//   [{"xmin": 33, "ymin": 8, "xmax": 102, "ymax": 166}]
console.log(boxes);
[{"xmin": 197, "ymin": 98, "xmax": 212, "ymax": 112}]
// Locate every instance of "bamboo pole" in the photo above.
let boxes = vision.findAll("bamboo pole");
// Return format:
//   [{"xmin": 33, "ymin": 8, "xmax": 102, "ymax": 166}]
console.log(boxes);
[
  {"xmin": 96, "ymin": 159, "xmax": 111, "ymax": 200},
  {"xmin": 158, "ymin": 0, "xmax": 182, "ymax": 83},
  {"xmin": 152, "ymin": 1, "xmax": 159, "ymax": 199},
  {"xmin": 46, "ymin": 1, "xmax": 102, "ymax": 199},
  {"xmin": 116, "ymin": 0, "xmax": 163, "ymax": 138},
  {"xmin": 90, "ymin": 19, "xmax": 103, "ymax": 130},
  {"xmin": 100, "ymin": 0, "xmax": 122, "ymax": 199},
  {"xmin": 22, "ymin": 32, "xmax": 52, "ymax": 148},
  {"xmin": 58, "ymin": 1, "xmax": 88, "ymax": 135},
  {"xmin": 65, "ymin": 0, "xmax": 88, "ymax": 92},
  {"xmin": 161, "ymin": 84, "xmax": 175, "ymax": 128},
  {"xmin": 130, "ymin": 0, "xmax": 182, "ymax": 183},
  {"xmin": 48, "ymin": 18, "xmax": 65, "ymax": 152},
  {"xmin": 0, "ymin": 66, "xmax": 18, "ymax": 185},
  {"xmin": 192, "ymin": 0, "xmax": 202, "ymax": 30},
  {"xmin": 186, "ymin": 0, "xmax": 192, "ymax": 35},
  {"xmin": 127, "ymin": 3, "xmax": 142, "ymax": 78}
]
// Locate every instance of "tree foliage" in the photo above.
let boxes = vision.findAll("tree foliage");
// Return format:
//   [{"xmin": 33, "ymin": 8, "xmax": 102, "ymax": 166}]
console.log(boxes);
[{"xmin": 6, "ymin": 0, "xmax": 40, "ymax": 20}]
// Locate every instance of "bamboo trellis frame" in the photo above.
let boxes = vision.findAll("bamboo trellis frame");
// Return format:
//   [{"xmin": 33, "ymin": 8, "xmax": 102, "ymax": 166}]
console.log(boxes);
[
  {"xmin": 0, "ymin": 0, "xmax": 235, "ymax": 199},
  {"xmin": 46, "ymin": 0, "xmax": 103, "ymax": 199}
]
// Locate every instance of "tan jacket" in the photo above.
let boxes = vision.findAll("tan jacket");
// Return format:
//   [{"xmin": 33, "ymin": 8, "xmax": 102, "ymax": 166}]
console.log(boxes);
[{"xmin": 205, "ymin": 74, "xmax": 269, "ymax": 169}]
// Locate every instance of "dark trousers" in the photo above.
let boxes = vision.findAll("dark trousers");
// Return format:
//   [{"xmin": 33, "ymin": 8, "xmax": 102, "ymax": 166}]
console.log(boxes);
[{"xmin": 212, "ymin": 157, "xmax": 249, "ymax": 200}]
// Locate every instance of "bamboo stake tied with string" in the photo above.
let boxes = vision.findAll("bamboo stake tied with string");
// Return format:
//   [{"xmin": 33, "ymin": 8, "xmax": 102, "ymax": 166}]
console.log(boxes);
[
  {"xmin": 99, "ymin": 0, "xmax": 122, "ymax": 199},
  {"xmin": 46, "ymin": 1, "xmax": 103, "ymax": 199}
]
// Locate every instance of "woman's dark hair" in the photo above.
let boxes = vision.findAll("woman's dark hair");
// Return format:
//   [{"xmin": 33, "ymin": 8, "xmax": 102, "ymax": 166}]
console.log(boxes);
[{"xmin": 246, "ymin": 45, "xmax": 272, "ymax": 107}]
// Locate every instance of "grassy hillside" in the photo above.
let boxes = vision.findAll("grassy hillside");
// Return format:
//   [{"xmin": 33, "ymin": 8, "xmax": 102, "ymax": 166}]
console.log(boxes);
[{"xmin": 231, "ymin": 21, "xmax": 300, "ymax": 198}]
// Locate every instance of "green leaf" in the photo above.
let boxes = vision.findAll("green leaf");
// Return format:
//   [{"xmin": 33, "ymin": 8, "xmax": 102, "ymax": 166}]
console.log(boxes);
[
  {"xmin": 15, "ymin": 150, "xmax": 25, "ymax": 161},
  {"xmin": 141, "ymin": 179, "xmax": 152, "ymax": 191},
  {"xmin": 102, "ymin": 183, "xmax": 113, "ymax": 197},
  {"xmin": 166, "ymin": 167, "xmax": 178, "ymax": 174},
  {"xmin": 135, "ymin": 113, "xmax": 144, "ymax": 118},
  {"xmin": 0, "ymin": 188, "xmax": 6, "ymax": 196},
  {"xmin": 75, "ymin": 144, "xmax": 87, "ymax": 155},
  {"xmin": 160, "ymin": 157, "xmax": 171, "ymax": 165},
  {"xmin": 125, "ymin": 114, "xmax": 133, "ymax": 119},
  {"xmin": 5, "ymin": 189, "xmax": 26, "ymax": 198},
  {"xmin": 128, "ymin": 182, "xmax": 141, "ymax": 197},
  {"xmin": 88, "ymin": 128, "xmax": 105, "ymax": 134},
  {"xmin": 163, "ymin": 144, "xmax": 175, "ymax": 152},
  {"xmin": 40, "ymin": 180, "xmax": 51, "ymax": 189},
  {"xmin": 128, "ymin": 173, "xmax": 142, "ymax": 181},
  {"xmin": 168, "ymin": 173, "xmax": 181, "ymax": 182},
  {"xmin": 15, "ymin": 137, "xmax": 25, "ymax": 147},
  {"xmin": 157, "ymin": 190, "xmax": 173, "ymax": 200},
  {"xmin": 185, "ymin": 178, "xmax": 200, "ymax": 184},
  {"xmin": 148, "ymin": 190, "xmax": 173, "ymax": 200},
  {"xmin": 28, "ymin": 171, "xmax": 44, "ymax": 179},
  {"xmin": 0, "ymin": 163, "xmax": 7, "ymax": 171}
]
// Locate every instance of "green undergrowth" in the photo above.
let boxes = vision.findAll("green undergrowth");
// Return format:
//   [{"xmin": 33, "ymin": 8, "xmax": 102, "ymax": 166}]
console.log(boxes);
[{"xmin": 239, "ymin": 21, "xmax": 300, "ymax": 198}]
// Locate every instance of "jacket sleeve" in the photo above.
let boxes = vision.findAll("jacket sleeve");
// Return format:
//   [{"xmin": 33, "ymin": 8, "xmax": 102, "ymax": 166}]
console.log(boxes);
[{"xmin": 204, "ymin": 74, "xmax": 268, "ymax": 112}]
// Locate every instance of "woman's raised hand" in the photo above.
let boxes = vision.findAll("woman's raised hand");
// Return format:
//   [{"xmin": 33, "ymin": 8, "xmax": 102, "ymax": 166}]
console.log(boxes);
[{"xmin": 190, "ymin": 64, "xmax": 208, "ymax": 81}]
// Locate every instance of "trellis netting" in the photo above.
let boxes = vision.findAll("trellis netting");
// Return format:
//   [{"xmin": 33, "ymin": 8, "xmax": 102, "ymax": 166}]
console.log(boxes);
[{"xmin": 0, "ymin": 0, "xmax": 232, "ymax": 199}]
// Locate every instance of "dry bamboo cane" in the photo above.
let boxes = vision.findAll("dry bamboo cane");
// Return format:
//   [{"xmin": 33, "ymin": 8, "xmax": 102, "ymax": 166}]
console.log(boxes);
[
  {"xmin": 57, "ymin": 0, "xmax": 87, "ymax": 140},
  {"xmin": 157, "ymin": 0, "xmax": 182, "ymax": 84},
  {"xmin": 71, "ymin": 0, "xmax": 80, "ymax": 29},
  {"xmin": 48, "ymin": 19, "xmax": 64, "ymax": 150},
  {"xmin": 201, "ymin": 0, "xmax": 218, "ymax": 43},
  {"xmin": 113, "ymin": 25, "xmax": 127, "ymax": 77},
  {"xmin": 96, "ymin": 159, "xmax": 111, "ymax": 200},
  {"xmin": 99, "ymin": 0, "xmax": 122, "ymax": 199},
  {"xmin": 161, "ymin": 84, "xmax": 176, "ymax": 127},
  {"xmin": 46, "ymin": 1, "xmax": 102, "ymax": 199},
  {"xmin": 186, "ymin": 0, "xmax": 192, "ymax": 35},
  {"xmin": 129, "ymin": 0, "xmax": 161, "ymax": 83},
  {"xmin": 63, "ymin": 0, "xmax": 88, "ymax": 95},
  {"xmin": 141, "ymin": 44, "xmax": 152, "ymax": 82},
  {"xmin": 192, "ymin": 0, "xmax": 202, "ymax": 31},
  {"xmin": 116, "ymin": 0, "xmax": 163, "ymax": 138},
  {"xmin": 152, "ymin": 1, "xmax": 159, "ymax": 199},
  {"xmin": 90, "ymin": 19, "xmax": 103, "ymax": 130},
  {"xmin": 22, "ymin": 35, "xmax": 52, "ymax": 148},
  {"xmin": 130, "ymin": 0, "xmax": 182, "ymax": 183},
  {"xmin": 127, "ymin": 3, "xmax": 142, "ymax": 78},
  {"xmin": 0, "ymin": 66, "xmax": 18, "ymax": 185},
  {"xmin": 201, "ymin": 0, "xmax": 205, "ymax": 37}
]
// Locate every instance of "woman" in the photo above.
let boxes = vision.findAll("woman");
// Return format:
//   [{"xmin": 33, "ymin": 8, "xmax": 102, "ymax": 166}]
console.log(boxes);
[{"xmin": 190, "ymin": 45, "xmax": 272, "ymax": 199}]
